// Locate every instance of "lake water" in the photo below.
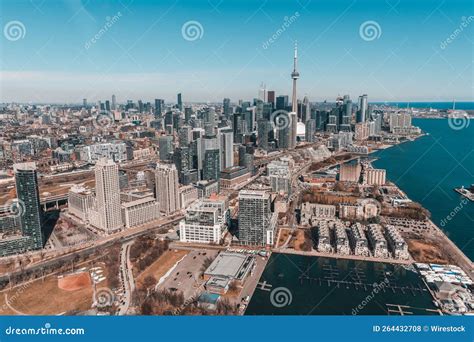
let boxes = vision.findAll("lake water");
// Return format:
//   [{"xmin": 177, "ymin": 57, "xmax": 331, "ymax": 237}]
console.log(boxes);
[
  {"xmin": 374, "ymin": 118, "xmax": 474, "ymax": 260},
  {"xmin": 246, "ymin": 253, "xmax": 437, "ymax": 315}
]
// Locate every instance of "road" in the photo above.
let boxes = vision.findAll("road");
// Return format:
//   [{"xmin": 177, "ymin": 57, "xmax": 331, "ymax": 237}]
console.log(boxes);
[
  {"xmin": 0, "ymin": 215, "xmax": 184, "ymax": 282},
  {"xmin": 117, "ymin": 241, "xmax": 134, "ymax": 315},
  {"xmin": 235, "ymin": 254, "xmax": 269, "ymax": 313}
]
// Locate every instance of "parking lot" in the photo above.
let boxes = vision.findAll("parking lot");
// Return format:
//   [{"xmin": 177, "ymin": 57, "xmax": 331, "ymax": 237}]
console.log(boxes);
[{"xmin": 156, "ymin": 249, "xmax": 219, "ymax": 299}]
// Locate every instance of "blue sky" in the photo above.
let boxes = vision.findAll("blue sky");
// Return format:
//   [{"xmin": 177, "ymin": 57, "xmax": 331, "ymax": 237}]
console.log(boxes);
[{"xmin": 0, "ymin": 0, "xmax": 473, "ymax": 103}]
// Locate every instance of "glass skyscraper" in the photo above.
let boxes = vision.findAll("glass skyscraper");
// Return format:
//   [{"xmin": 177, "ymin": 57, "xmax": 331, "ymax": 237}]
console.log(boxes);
[{"xmin": 14, "ymin": 162, "xmax": 43, "ymax": 249}]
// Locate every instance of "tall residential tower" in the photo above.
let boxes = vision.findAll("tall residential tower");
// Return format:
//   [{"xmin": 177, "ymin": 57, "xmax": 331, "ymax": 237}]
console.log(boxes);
[{"xmin": 94, "ymin": 158, "xmax": 123, "ymax": 233}]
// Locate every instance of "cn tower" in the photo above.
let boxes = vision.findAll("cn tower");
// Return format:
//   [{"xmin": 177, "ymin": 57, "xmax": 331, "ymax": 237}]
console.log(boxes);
[
  {"xmin": 290, "ymin": 42, "xmax": 299, "ymax": 148},
  {"xmin": 291, "ymin": 42, "xmax": 299, "ymax": 113}
]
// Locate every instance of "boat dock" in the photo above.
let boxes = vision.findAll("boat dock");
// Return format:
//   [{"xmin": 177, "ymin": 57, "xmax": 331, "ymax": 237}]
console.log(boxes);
[{"xmin": 454, "ymin": 186, "xmax": 474, "ymax": 201}]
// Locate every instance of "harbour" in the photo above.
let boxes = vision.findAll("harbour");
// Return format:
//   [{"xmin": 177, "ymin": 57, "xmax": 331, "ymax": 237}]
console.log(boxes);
[{"xmin": 245, "ymin": 253, "xmax": 439, "ymax": 315}]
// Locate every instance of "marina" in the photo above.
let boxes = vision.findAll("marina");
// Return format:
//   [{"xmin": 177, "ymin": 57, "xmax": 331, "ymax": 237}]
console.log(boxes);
[
  {"xmin": 246, "ymin": 253, "xmax": 439, "ymax": 315},
  {"xmin": 454, "ymin": 186, "xmax": 474, "ymax": 202}
]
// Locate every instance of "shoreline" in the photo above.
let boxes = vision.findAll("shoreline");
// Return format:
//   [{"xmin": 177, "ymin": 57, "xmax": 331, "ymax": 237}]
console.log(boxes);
[{"xmin": 370, "ymin": 132, "xmax": 473, "ymax": 271}]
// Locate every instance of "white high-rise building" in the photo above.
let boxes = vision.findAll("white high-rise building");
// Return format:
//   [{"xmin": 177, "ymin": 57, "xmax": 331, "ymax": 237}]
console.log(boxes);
[
  {"xmin": 155, "ymin": 163, "xmax": 181, "ymax": 214},
  {"xmin": 94, "ymin": 158, "xmax": 123, "ymax": 233},
  {"xmin": 218, "ymin": 128, "xmax": 234, "ymax": 171}
]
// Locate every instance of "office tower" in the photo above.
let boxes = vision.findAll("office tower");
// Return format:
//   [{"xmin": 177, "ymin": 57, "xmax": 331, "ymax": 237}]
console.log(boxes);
[
  {"xmin": 240, "ymin": 101, "xmax": 253, "ymax": 132},
  {"xmin": 238, "ymin": 145, "xmax": 247, "ymax": 167},
  {"xmin": 111, "ymin": 94, "xmax": 117, "ymax": 110},
  {"xmin": 340, "ymin": 96, "xmax": 352, "ymax": 132},
  {"xmin": 276, "ymin": 95, "xmax": 289, "ymax": 110},
  {"xmin": 177, "ymin": 93, "xmax": 183, "ymax": 111},
  {"xmin": 178, "ymin": 125, "xmax": 193, "ymax": 146},
  {"xmin": 255, "ymin": 100, "xmax": 264, "ymax": 121},
  {"xmin": 326, "ymin": 107, "xmax": 339, "ymax": 133},
  {"xmin": 155, "ymin": 163, "xmax": 181, "ymax": 214},
  {"xmin": 204, "ymin": 107, "xmax": 217, "ymax": 135},
  {"xmin": 94, "ymin": 158, "xmax": 123, "ymax": 233},
  {"xmin": 258, "ymin": 82, "xmax": 267, "ymax": 101},
  {"xmin": 154, "ymin": 99, "xmax": 164, "ymax": 118},
  {"xmin": 83, "ymin": 98, "xmax": 87, "ymax": 108},
  {"xmin": 262, "ymin": 102, "xmax": 273, "ymax": 120},
  {"xmin": 219, "ymin": 128, "xmax": 234, "ymax": 170},
  {"xmin": 257, "ymin": 119, "xmax": 271, "ymax": 151},
  {"xmin": 223, "ymin": 98, "xmax": 231, "ymax": 118},
  {"xmin": 315, "ymin": 110, "xmax": 329, "ymax": 131},
  {"xmin": 14, "ymin": 162, "xmax": 43, "ymax": 249},
  {"xmin": 203, "ymin": 149, "xmax": 220, "ymax": 181},
  {"xmin": 289, "ymin": 112, "xmax": 297, "ymax": 148},
  {"xmin": 138, "ymin": 100, "xmax": 144, "ymax": 113},
  {"xmin": 302, "ymin": 95, "xmax": 310, "ymax": 123},
  {"xmin": 267, "ymin": 91, "xmax": 275, "ymax": 107},
  {"xmin": 164, "ymin": 111, "xmax": 173, "ymax": 129},
  {"xmin": 277, "ymin": 123, "xmax": 290, "ymax": 149},
  {"xmin": 232, "ymin": 113, "xmax": 243, "ymax": 143},
  {"xmin": 357, "ymin": 94, "xmax": 368, "ymax": 123},
  {"xmin": 159, "ymin": 135, "xmax": 173, "ymax": 161},
  {"xmin": 305, "ymin": 119, "xmax": 316, "ymax": 142},
  {"xmin": 105, "ymin": 100, "xmax": 111, "ymax": 111},
  {"xmin": 174, "ymin": 147, "xmax": 191, "ymax": 184},
  {"xmin": 173, "ymin": 112, "xmax": 180, "ymax": 131},
  {"xmin": 291, "ymin": 42, "xmax": 299, "ymax": 113},
  {"xmin": 238, "ymin": 190, "xmax": 276, "ymax": 246},
  {"xmin": 184, "ymin": 107, "xmax": 193, "ymax": 124}
]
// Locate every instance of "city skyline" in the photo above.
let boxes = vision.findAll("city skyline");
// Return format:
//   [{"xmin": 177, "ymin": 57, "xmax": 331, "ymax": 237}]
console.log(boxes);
[{"xmin": 1, "ymin": 0, "xmax": 473, "ymax": 103}]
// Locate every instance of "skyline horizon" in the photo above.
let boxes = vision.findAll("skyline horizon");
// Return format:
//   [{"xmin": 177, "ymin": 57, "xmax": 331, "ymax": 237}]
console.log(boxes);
[{"xmin": 2, "ymin": 97, "xmax": 474, "ymax": 106}]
